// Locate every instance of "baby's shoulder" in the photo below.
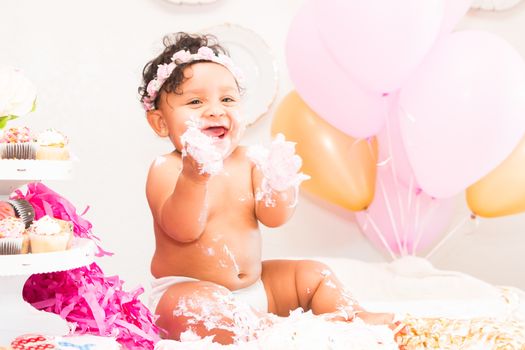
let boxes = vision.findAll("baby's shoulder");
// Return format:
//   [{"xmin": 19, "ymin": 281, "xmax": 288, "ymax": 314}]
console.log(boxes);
[{"xmin": 147, "ymin": 152, "xmax": 182, "ymax": 178}]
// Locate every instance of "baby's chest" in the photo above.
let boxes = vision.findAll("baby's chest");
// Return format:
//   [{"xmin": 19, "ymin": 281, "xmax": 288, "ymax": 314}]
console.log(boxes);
[{"xmin": 207, "ymin": 166, "xmax": 254, "ymax": 210}]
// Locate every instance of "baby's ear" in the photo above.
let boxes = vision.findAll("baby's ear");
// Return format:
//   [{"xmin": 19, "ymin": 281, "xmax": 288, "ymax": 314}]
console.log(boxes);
[{"xmin": 147, "ymin": 110, "xmax": 169, "ymax": 137}]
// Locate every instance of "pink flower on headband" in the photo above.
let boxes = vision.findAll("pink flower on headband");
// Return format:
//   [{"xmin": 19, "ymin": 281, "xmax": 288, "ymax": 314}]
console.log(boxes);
[
  {"xmin": 157, "ymin": 62, "xmax": 176, "ymax": 80},
  {"xmin": 172, "ymin": 50, "xmax": 192, "ymax": 63},
  {"xmin": 197, "ymin": 46, "xmax": 215, "ymax": 60},
  {"xmin": 141, "ymin": 47, "xmax": 244, "ymax": 111}
]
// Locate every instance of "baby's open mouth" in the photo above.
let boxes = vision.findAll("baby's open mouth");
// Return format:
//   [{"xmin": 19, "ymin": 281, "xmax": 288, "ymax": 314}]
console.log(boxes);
[{"xmin": 202, "ymin": 126, "xmax": 228, "ymax": 139}]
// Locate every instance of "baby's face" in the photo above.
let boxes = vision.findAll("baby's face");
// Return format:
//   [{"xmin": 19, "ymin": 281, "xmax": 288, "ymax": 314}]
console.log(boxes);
[{"xmin": 159, "ymin": 62, "xmax": 245, "ymax": 155}]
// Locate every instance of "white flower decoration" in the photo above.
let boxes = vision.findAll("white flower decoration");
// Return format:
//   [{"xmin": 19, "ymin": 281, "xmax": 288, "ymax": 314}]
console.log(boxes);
[{"xmin": 0, "ymin": 66, "xmax": 37, "ymax": 128}]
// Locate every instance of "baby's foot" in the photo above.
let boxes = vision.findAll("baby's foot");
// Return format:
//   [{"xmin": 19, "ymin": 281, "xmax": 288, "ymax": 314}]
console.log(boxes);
[
  {"xmin": 356, "ymin": 311, "xmax": 407, "ymax": 336},
  {"xmin": 355, "ymin": 311, "xmax": 394, "ymax": 325}
]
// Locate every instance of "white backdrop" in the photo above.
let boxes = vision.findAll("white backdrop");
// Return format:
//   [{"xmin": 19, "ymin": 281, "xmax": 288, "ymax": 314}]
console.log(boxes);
[{"xmin": 1, "ymin": 0, "xmax": 524, "ymax": 301}]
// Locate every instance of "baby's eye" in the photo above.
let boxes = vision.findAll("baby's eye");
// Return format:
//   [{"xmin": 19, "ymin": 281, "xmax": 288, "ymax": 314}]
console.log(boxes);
[
  {"xmin": 188, "ymin": 99, "xmax": 201, "ymax": 105},
  {"xmin": 222, "ymin": 97, "xmax": 235, "ymax": 103}
]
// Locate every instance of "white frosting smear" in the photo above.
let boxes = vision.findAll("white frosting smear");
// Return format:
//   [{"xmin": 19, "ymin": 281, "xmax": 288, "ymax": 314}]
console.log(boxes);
[
  {"xmin": 156, "ymin": 308, "xmax": 397, "ymax": 350},
  {"xmin": 180, "ymin": 119, "xmax": 224, "ymax": 176},
  {"xmin": 247, "ymin": 133, "xmax": 310, "ymax": 207}
]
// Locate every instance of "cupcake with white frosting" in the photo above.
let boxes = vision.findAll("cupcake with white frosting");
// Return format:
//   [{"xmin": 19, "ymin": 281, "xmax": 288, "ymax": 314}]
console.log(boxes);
[
  {"xmin": 35, "ymin": 128, "xmax": 70, "ymax": 160},
  {"xmin": 28, "ymin": 215, "xmax": 73, "ymax": 253}
]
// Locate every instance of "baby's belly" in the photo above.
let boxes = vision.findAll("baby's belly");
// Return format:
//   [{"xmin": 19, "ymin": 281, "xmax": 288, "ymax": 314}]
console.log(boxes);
[{"xmin": 151, "ymin": 227, "xmax": 262, "ymax": 291}]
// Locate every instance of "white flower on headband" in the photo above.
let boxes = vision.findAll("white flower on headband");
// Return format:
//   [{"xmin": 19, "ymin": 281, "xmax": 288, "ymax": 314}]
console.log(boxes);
[{"xmin": 142, "ymin": 47, "xmax": 244, "ymax": 111}]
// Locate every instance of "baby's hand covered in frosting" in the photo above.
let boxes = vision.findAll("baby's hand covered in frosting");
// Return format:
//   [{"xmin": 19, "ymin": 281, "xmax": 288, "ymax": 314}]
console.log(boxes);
[
  {"xmin": 247, "ymin": 133, "xmax": 310, "ymax": 206},
  {"xmin": 180, "ymin": 120, "xmax": 224, "ymax": 177}
]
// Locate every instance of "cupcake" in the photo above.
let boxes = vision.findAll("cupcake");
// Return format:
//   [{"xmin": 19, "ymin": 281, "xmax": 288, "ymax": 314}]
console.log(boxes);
[
  {"xmin": 35, "ymin": 128, "xmax": 70, "ymax": 160},
  {"xmin": 6, "ymin": 199, "xmax": 35, "ymax": 228},
  {"xmin": 0, "ymin": 217, "xmax": 29, "ymax": 255},
  {"xmin": 0, "ymin": 201, "xmax": 16, "ymax": 220},
  {"xmin": 28, "ymin": 215, "xmax": 73, "ymax": 253},
  {"xmin": 0, "ymin": 126, "xmax": 36, "ymax": 159}
]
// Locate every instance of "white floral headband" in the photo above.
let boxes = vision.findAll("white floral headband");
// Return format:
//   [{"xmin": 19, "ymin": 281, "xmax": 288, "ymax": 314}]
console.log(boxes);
[{"xmin": 142, "ymin": 46, "xmax": 244, "ymax": 111}]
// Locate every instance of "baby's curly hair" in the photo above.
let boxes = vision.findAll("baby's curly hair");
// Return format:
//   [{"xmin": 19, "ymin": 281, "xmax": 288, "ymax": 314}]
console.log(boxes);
[{"xmin": 139, "ymin": 32, "xmax": 229, "ymax": 110}]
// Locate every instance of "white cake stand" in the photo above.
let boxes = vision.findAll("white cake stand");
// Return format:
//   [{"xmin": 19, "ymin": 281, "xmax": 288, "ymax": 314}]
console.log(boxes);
[
  {"xmin": 0, "ymin": 159, "xmax": 74, "ymax": 195},
  {"xmin": 0, "ymin": 238, "xmax": 96, "ymax": 344},
  {"xmin": 0, "ymin": 159, "xmax": 83, "ymax": 344}
]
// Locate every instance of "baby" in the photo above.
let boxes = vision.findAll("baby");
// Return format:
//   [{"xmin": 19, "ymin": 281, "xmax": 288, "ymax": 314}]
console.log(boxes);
[{"xmin": 140, "ymin": 32, "xmax": 395, "ymax": 344}]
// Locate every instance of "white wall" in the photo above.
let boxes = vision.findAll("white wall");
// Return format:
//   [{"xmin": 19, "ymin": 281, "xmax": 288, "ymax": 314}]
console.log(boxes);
[{"xmin": 1, "ymin": 0, "xmax": 524, "ymax": 302}]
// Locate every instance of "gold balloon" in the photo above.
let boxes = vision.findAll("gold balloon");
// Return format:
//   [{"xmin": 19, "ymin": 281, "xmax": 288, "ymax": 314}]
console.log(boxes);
[
  {"xmin": 271, "ymin": 91, "xmax": 378, "ymax": 211},
  {"xmin": 467, "ymin": 134, "xmax": 525, "ymax": 218}
]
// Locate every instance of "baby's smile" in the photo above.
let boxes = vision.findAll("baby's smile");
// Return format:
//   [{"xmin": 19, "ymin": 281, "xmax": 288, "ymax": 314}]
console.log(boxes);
[{"xmin": 201, "ymin": 125, "xmax": 229, "ymax": 139}]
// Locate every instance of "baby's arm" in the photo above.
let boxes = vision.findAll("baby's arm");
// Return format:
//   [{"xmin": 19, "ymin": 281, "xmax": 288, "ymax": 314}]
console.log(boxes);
[
  {"xmin": 248, "ymin": 134, "xmax": 310, "ymax": 227},
  {"xmin": 146, "ymin": 153, "xmax": 210, "ymax": 242}
]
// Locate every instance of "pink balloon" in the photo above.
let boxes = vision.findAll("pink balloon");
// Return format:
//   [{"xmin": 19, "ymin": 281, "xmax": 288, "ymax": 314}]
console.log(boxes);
[
  {"xmin": 286, "ymin": 0, "xmax": 388, "ymax": 138},
  {"xmin": 355, "ymin": 167, "xmax": 456, "ymax": 256},
  {"xmin": 399, "ymin": 30, "xmax": 525, "ymax": 198},
  {"xmin": 314, "ymin": 0, "xmax": 444, "ymax": 93},
  {"xmin": 377, "ymin": 95, "xmax": 418, "ymax": 189},
  {"xmin": 440, "ymin": 0, "xmax": 472, "ymax": 35}
]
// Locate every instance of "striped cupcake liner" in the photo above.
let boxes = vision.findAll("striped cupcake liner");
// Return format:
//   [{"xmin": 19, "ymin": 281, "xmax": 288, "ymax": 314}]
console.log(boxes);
[
  {"xmin": 1, "ymin": 143, "xmax": 36, "ymax": 159},
  {"xmin": 7, "ymin": 199, "xmax": 36, "ymax": 228},
  {"xmin": 0, "ymin": 237, "xmax": 23, "ymax": 255}
]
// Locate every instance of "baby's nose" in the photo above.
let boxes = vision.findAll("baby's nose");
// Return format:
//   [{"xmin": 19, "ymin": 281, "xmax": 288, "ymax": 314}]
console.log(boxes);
[{"xmin": 204, "ymin": 104, "xmax": 225, "ymax": 118}]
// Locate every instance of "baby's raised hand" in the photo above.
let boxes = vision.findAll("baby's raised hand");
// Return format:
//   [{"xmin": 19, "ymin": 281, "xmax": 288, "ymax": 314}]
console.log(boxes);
[
  {"xmin": 247, "ymin": 133, "xmax": 310, "ymax": 206},
  {"xmin": 180, "ymin": 122, "xmax": 223, "ymax": 177}
]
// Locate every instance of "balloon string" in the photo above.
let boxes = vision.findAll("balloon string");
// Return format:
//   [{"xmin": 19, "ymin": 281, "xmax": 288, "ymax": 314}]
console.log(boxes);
[
  {"xmin": 410, "ymin": 192, "xmax": 422, "ymax": 255},
  {"xmin": 385, "ymin": 110, "xmax": 407, "ymax": 255},
  {"xmin": 412, "ymin": 196, "xmax": 439, "ymax": 255},
  {"xmin": 376, "ymin": 156, "xmax": 391, "ymax": 167},
  {"xmin": 378, "ymin": 175, "xmax": 405, "ymax": 255},
  {"xmin": 405, "ymin": 174, "xmax": 415, "ymax": 254},
  {"xmin": 425, "ymin": 215, "xmax": 470, "ymax": 259},
  {"xmin": 364, "ymin": 211, "xmax": 397, "ymax": 261}
]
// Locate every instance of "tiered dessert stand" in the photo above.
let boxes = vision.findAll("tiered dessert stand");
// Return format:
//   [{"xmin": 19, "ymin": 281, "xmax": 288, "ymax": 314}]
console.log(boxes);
[{"xmin": 0, "ymin": 159, "xmax": 96, "ymax": 344}]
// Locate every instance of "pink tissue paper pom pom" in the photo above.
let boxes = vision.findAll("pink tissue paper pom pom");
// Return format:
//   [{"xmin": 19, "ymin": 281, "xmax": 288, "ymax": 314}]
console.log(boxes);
[
  {"xmin": 23, "ymin": 263, "xmax": 161, "ymax": 349},
  {"xmin": 10, "ymin": 182, "xmax": 111, "ymax": 257}
]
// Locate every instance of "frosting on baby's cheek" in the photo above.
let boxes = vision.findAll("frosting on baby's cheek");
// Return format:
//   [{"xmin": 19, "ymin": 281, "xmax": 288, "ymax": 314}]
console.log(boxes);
[{"xmin": 233, "ymin": 110, "xmax": 246, "ymax": 133}]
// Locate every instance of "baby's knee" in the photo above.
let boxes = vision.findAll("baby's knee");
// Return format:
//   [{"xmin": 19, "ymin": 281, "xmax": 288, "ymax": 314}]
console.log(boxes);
[
  {"xmin": 296, "ymin": 259, "xmax": 335, "ymax": 281},
  {"xmin": 155, "ymin": 281, "xmax": 235, "ymax": 342}
]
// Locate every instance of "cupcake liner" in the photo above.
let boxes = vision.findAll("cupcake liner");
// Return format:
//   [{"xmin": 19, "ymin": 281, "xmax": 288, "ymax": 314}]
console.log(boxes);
[
  {"xmin": 36, "ymin": 145, "xmax": 70, "ymax": 160},
  {"xmin": 0, "ymin": 237, "xmax": 23, "ymax": 255},
  {"xmin": 7, "ymin": 199, "xmax": 35, "ymax": 228},
  {"xmin": 29, "ymin": 232, "xmax": 70, "ymax": 253},
  {"xmin": 1, "ymin": 142, "xmax": 36, "ymax": 159}
]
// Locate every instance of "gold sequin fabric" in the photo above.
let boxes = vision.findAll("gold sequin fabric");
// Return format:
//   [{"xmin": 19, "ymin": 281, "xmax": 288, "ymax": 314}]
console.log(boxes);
[{"xmin": 396, "ymin": 316, "xmax": 525, "ymax": 349}]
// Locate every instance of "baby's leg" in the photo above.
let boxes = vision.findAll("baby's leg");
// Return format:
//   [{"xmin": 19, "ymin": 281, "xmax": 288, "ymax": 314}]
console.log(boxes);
[
  {"xmin": 262, "ymin": 259, "xmax": 394, "ymax": 325},
  {"xmin": 155, "ymin": 280, "xmax": 267, "ymax": 345}
]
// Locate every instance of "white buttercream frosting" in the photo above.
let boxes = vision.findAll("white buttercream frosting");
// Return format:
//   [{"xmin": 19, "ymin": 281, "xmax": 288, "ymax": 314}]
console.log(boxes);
[
  {"xmin": 30, "ymin": 215, "xmax": 66, "ymax": 236},
  {"xmin": 37, "ymin": 128, "xmax": 68, "ymax": 147},
  {"xmin": 247, "ymin": 133, "xmax": 310, "ymax": 207}
]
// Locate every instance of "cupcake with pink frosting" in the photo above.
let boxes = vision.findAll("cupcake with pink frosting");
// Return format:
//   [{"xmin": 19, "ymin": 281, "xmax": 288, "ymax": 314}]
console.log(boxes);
[
  {"xmin": 0, "ymin": 217, "xmax": 29, "ymax": 255},
  {"xmin": 27, "ymin": 215, "xmax": 73, "ymax": 253},
  {"xmin": 0, "ymin": 126, "xmax": 36, "ymax": 159}
]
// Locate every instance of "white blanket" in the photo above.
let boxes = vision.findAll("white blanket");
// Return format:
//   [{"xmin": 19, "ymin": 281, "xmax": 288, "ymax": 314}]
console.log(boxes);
[{"xmin": 153, "ymin": 257, "xmax": 525, "ymax": 349}]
